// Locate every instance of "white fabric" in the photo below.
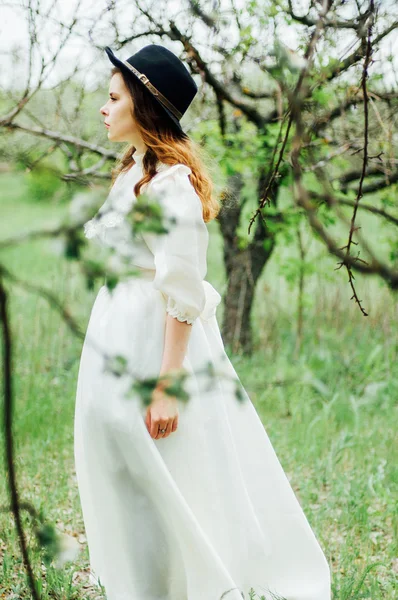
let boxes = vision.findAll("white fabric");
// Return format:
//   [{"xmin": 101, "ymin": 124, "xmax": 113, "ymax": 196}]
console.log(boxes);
[
  {"xmin": 83, "ymin": 155, "xmax": 218, "ymax": 324},
  {"xmin": 74, "ymin": 149, "xmax": 331, "ymax": 600}
]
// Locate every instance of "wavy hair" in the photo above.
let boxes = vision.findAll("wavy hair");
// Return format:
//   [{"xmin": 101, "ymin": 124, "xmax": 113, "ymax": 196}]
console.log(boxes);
[{"xmin": 107, "ymin": 66, "xmax": 220, "ymax": 223}]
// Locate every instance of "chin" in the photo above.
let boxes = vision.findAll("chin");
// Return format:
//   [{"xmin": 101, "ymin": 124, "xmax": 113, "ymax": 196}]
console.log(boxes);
[{"xmin": 109, "ymin": 132, "xmax": 123, "ymax": 142}]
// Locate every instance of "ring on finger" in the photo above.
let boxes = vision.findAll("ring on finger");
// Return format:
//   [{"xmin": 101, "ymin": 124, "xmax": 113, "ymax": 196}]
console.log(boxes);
[{"xmin": 158, "ymin": 424, "xmax": 168, "ymax": 436}]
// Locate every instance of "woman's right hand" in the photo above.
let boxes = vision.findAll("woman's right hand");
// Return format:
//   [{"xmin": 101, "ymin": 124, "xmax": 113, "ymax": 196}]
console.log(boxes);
[{"xmin": 145, "ymin": 384, "xmax": 179, "ymax": 439}]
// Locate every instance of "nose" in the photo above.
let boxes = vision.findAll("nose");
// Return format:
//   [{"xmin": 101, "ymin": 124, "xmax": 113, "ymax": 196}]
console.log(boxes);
[{"xmin": 100, "ymin": 105, "xmax": 107, "ymax": 116}]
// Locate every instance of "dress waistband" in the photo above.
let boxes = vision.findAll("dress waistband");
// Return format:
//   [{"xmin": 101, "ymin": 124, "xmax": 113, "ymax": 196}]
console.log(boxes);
[{"xmin": 103, "ymin": 268, "xmax": 156, "ymax": 287}]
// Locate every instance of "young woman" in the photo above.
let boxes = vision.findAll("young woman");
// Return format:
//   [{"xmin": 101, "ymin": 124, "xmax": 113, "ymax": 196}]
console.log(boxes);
[{"xmin": 74, "ymin": 44, "xmax": 331, "ymax": 600}]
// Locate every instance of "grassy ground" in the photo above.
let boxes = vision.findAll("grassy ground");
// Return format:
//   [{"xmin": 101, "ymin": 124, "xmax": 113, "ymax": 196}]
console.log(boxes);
[{"xmin": 0, "ymin": 170, "xmax": 397, "ymax": 599}]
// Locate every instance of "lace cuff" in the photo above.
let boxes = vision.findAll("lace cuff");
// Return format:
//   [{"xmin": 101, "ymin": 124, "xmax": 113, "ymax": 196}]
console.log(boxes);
[{"xmin": 165, "ymin": 297, "xmax": 197, "ymax": 325}]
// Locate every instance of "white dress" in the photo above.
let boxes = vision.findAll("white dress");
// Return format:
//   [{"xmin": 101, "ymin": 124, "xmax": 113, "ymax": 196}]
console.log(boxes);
[{"xmin": 74, "ymin": 149, "xmax": 331, "ymax": 600}]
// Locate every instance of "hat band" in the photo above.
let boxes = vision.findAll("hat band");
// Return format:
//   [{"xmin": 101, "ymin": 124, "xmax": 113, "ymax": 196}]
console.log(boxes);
[{"xmin": 122, "ymin": 60, "xmax": 183, "ymax": 121}]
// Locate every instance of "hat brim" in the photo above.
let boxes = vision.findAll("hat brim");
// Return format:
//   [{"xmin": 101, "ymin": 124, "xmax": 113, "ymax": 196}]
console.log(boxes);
[{"xmin": 104, "ymin": 46, "xmax": 185, "ymax": 135}]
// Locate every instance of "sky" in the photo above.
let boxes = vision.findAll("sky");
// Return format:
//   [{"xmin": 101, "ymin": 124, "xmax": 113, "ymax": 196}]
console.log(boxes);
[{"xmin": 0, "ymin": 0, "xmax": 397, "ymax": 93}]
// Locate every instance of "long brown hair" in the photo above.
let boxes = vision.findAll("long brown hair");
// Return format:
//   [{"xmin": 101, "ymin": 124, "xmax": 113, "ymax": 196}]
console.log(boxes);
[{"xmin": 108, "ymin": 66, "xmax": 220, "ymax": 223}]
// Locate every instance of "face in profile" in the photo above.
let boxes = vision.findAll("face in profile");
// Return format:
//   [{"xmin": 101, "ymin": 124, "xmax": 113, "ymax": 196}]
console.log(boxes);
[{"xmin": 99, "ymin": 72, "xmax": 139, "ymax": 143}]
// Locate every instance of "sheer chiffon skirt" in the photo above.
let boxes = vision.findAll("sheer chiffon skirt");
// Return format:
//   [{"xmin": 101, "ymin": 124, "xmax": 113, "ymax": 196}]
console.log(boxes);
[{"xmin": 74, "ymin": 269, "xmax": 331, "ymax": 600}]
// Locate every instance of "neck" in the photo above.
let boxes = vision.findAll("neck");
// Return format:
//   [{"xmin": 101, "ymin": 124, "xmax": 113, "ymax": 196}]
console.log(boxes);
[{"xmin": 133, "ymin": 142, "xmax": 147, "ymax": 155}]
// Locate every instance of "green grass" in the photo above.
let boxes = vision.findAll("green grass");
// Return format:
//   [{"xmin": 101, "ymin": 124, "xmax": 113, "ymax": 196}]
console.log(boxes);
[{"xmin": 0, "ymin": 169, "xmax": 397, "ymax": 599}]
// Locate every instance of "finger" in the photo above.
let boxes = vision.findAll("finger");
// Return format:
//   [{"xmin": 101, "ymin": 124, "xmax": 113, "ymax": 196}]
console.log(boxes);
[
  {"xmin": 152, "ymin": 421, "xmax": 163, "ymax": 439},
  {"xmin": 161, "ymin": 421, "xmax": 173, "ymax": 438},
  {"xmin": 171, "ymin": 417, "xmax": 178, "ymax": 433},
  {"xmin": 156, "ymin": 421, "xmax": 169, "ymax": 439},
  {"xmin": 150, "ymin": 419, "xmax": 159, "ymax": 439},
  {"xmin": 146, "ymin": 409, "xmax": 151, "ymax": 433}
]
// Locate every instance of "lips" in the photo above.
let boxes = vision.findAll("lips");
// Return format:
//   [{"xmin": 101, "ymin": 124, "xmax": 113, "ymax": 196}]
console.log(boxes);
[{"xmin": 105, "ymin": 123, "xmax": 110, "ymax": 128}]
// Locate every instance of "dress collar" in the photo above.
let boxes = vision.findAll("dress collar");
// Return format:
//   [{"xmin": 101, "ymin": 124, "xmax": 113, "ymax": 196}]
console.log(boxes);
[
  {"xmin": 132, "ymin": 148, "xmax": 145, "ymax": 165},
  {"xmin": 131, "ymin": 148, "xmax": 170, "ymax": 173}
]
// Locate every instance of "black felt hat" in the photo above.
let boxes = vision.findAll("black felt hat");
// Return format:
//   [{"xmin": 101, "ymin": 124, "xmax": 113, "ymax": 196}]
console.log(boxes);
[{"xmin": 104, "ymin": 45, "xmax": 198, "ymax": 134}]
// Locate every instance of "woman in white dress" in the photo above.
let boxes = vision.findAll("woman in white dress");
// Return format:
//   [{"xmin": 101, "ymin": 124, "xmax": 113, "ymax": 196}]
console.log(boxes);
[{"xmin": 74, "ymin": 44, "xmax": 331, "ymax": 600}]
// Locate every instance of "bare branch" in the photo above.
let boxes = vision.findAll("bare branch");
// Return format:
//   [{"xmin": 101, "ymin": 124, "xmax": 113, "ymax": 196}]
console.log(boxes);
[
  {"xmin": 310, "ymin": 191, "xmax": 398, "ymax": 227},
  {"xmin": 287, "ymin": 0, "xmax": 373, "ymax": 30},
  {"xmin": 324, "ymin": 18, "xmax": 398, "ymax": 81},
  {"xmin": 186, "ymin": 0, "xmax": 219, "ymax": 31},
  {"xmin": 1, "ymin": 121, "xmax": 117, "ymax": 159}
]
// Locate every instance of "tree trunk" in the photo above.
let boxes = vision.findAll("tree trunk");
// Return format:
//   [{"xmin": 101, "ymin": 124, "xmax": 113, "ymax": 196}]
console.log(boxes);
[{"xmin": 217, "ymin": 171, "xmax": 279, "ymax": 355}]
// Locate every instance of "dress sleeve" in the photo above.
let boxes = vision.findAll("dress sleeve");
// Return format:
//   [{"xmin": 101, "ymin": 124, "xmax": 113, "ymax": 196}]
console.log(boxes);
[{"xmin": 140, "ymin": 164, "xmax": 209, "ymax": 325}]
